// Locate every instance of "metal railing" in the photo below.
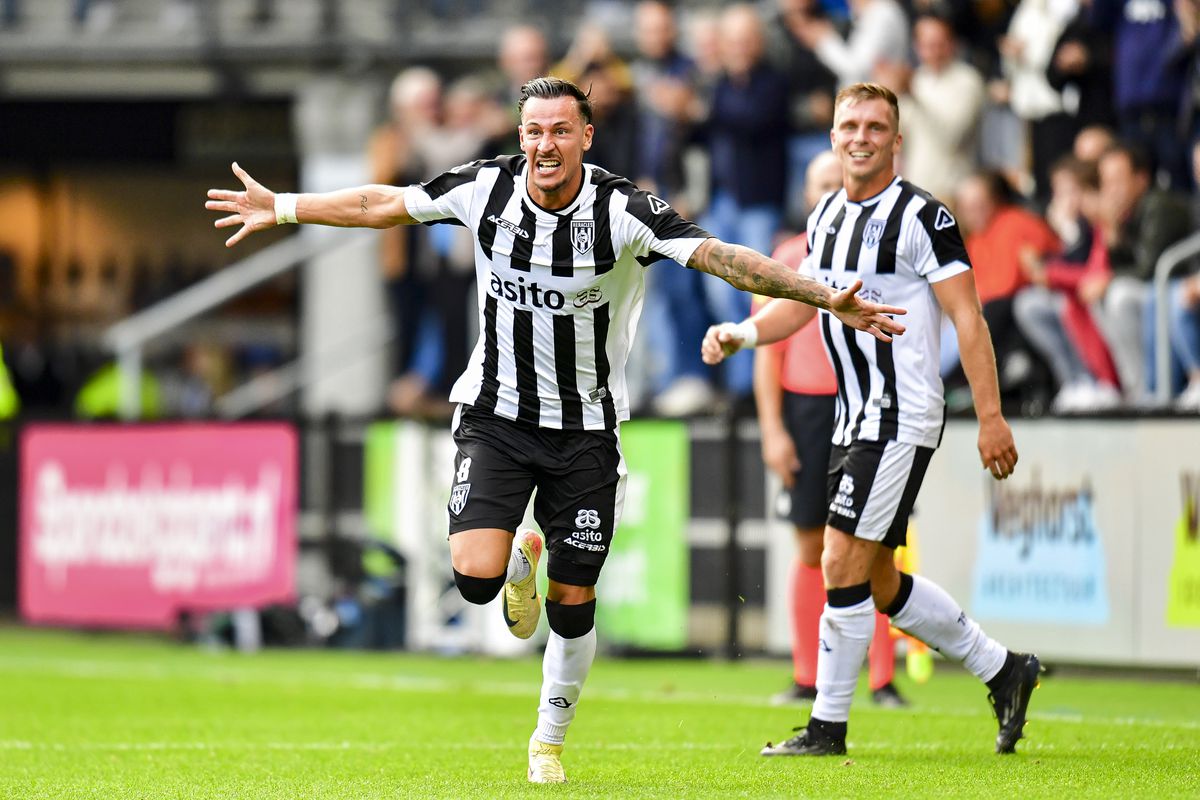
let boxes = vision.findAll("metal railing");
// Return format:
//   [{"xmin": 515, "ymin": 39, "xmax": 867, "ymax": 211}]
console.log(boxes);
[
  {"xmin": 103, "ymin": 231, "xmax": 368, "ymax": 419},
  {"xmin": 215, "ymin": 311, "xmax": 392, "ymax": 419},
  {"xmin": 1154, "ymin": 231, "xmax": 1200, "ymax": 406}
]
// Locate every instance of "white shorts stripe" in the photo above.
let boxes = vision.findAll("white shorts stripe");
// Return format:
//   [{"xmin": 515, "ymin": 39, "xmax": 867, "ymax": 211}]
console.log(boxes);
[
  {"xmin": 611, "ymin": 433, "xmax": 629, "ymax": 533},
  {"xmin": 855, "ymin": 440, "xmax": 919, "ymax": 541}
]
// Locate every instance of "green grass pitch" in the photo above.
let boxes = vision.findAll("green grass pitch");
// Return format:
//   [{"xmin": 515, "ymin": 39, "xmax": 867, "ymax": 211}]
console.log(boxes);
[{"xmin": 0, "ymin": 626, "xmax": 1197, "ymax": 799}]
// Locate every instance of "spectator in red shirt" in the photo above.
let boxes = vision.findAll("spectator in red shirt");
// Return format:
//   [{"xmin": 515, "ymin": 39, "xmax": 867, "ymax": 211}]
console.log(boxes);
[
  {"xmin": 1012, "ymin": 156, "xmax": 1122, "ymax": 413},
  {"xmin": 951, "ymin": 170, "xmax": 1060, "ymax": 398}
]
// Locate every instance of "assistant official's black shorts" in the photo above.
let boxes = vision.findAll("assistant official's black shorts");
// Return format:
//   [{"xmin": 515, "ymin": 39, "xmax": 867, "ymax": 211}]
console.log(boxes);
[
  {"xmin": 776, "ymin": 391, "xmax": 837, "ymax": 529},
  {"xmin": 447, "ymin": 404, "xmax": 625, "ymax": 586},
  {"xmin": 825, "ymin": 438, "xmax": 935, "ymax": 548}
]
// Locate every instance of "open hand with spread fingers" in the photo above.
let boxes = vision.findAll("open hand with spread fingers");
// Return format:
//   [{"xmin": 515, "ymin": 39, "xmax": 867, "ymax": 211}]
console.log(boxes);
[
  {"xmin": 205, "ymin": 162, "xmax": 278, "ymax": 247},
  {"xmin": 829, "ymin": 279, "xmax": 906, "ymax": 342}
]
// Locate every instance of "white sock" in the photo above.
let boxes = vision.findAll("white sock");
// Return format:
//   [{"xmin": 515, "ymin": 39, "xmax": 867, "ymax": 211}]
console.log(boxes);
[
  {"xmin": 890, "ymin": 575, "xmax": 1007, "ymax": 682},
  {"xmin": 534, "ymin": 628, "xmax": 597, "ymax": 745},
  {"xmin": 811, "ymin": 596, "xmax": 875, "ymax": 723},
  {"xmin": 506, "ymin": 540, "xmax": 531, "ymax": 584}
]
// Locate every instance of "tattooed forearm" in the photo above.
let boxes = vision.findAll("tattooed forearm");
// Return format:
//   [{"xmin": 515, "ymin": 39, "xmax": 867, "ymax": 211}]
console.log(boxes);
[
  {"xmin": 691, "ymin": 240, "xmax": 833, "ymax": 309},
  {"xmin": 360, "ymin": 194, "xmax": 368, "ymax": 213}
]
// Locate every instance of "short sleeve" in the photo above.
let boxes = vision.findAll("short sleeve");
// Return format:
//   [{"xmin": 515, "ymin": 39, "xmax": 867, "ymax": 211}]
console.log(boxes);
[
  {"xmin": 909, "ymin": 199, "xmax": 971, "ymax": 283},
  {"xmin": 617, "ymin": 189, "xmax": 713, "ymax": 267},
  {"xmin": 403, "ymin": 160, "xmax": 484, "ymax": 226}
]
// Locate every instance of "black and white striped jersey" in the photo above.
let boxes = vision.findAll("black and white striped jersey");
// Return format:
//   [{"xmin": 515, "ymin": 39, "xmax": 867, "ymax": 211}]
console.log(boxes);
[
  {"xmin": 404, "ymin": 155, "xmax": 711, "ymax": 431},
  {"xmin": 800, "ymin": 176, "xmax": 971, "ymax": 449}
]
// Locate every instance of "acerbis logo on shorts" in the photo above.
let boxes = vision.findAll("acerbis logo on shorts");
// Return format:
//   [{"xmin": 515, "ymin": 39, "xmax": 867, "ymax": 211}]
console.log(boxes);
[
  {"xmin": 830, "ymin": 473, "xmax": 858, "ymax": 519},
  {"xmin": 575, "ymin": 509, "xmax": 601, "ymax": 529}
]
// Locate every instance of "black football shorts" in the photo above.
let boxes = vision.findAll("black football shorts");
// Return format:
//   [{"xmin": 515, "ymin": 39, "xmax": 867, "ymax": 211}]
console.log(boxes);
[
  {"xmin": 776, "ymin": 391, "xmax": 837, "ymax": 529},
  {"xmin": 825, "ymin": 438, "xmax": 934, "ymax": 548},
  {"xmin": 447, "ymin": 404, "xmax": 625, "ymax": 586}
]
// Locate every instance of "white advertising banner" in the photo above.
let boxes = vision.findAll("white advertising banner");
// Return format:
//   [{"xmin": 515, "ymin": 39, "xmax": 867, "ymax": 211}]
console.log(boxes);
[
  {"xmin": 917, "ymin": 419, "xmax": 1200, "ymax": 667},
  {"xmin": 763, "ymin": 419, "xmax": 1200, "ymax": 667}
]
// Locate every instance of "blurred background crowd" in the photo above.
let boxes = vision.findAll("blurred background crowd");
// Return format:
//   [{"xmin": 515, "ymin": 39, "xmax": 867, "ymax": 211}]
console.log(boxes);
[{"xmin": 1, "ymin": 0, "xmax": 1199, "ymax": 423}]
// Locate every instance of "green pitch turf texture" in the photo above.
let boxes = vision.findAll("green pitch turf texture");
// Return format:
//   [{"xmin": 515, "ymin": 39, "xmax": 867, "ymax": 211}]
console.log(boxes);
[{"xmin": 0, "ymin": 627, "xmax": 1196, "ymax": 799}]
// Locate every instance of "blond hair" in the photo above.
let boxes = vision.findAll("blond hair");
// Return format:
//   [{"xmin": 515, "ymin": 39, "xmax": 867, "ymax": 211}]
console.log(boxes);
[{"xmin": 834, "ymin": 82, "xmax": 900, "ymax": 128}]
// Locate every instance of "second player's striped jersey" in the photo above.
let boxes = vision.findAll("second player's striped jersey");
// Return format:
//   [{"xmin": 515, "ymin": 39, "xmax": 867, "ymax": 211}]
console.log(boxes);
[
  {"xmin": 404, "ymin": 155, "xmax": 711, "ymax": 431},
  {"xmin": 800, "ymin": 176, "xmax": 971, "ymax": 448}
]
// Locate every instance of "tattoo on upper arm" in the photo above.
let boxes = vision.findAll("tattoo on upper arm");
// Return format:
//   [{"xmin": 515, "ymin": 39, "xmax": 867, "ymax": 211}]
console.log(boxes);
[{"xmin": 360, "ymin": 194, "xmax": 368, "ymax": 213}]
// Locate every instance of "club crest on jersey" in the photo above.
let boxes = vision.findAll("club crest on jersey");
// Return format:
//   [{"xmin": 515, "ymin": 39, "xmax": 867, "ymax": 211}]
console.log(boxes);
[
  {"xmin": 570, "ymin": 219, "xmax": 595, "ymax": 253},
  {"xmin": 449, "ymin": 483, "xmax": 471, "ymax": 515},
  {"xmin": 647, "ymin": 195, "xmax": 671, "ymax": 214},
  {"xmin": 863, "ymin": 219, "xmax": 885, "ymax": 248},
  {"xmin": 934, "ymin": 207, "xmax": 957, "ymax": 231}
]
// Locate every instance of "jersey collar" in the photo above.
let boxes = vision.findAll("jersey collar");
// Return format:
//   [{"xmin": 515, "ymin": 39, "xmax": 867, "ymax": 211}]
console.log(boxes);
[
  {"xmin": 845, "ymin": 176, "xmax": 901, "ymax": 208},
  {"xmin": 518, "ymin": 160, "xmax": 594, "ymax": 218}
]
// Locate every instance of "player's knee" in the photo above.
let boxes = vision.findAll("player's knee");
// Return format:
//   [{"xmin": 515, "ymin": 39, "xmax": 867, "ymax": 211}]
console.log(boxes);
[
  {"xmin": 545, "ymin": 598, "xmax": 596, "ymax": 639},
  {"xmin": 819, "ymin": 546, "xmax": 842, "ymax": 583},
  {"xmin": 452, "ymin": 568, "xmax": 505, "ymax": 605}
]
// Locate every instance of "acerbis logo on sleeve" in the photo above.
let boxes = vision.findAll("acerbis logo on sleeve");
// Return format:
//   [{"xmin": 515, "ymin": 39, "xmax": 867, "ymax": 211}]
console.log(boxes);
[{"xmin": 646, "ymin": 195, "xmax": 670, "ymax": 214}]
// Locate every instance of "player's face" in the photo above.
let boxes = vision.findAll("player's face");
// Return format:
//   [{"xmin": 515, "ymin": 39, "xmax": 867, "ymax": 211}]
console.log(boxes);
[
  {"xmin": 519, "ymin": 96, "xmax": 594, "ymax": 209},
  {"xmin": 831, "ymin": 97, "xmax": 900, "ymax": 198}
]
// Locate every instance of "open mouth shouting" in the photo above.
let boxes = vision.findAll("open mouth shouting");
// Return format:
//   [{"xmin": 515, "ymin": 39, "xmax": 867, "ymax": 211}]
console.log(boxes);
[{"xmin": 536, "ymin": 158, "xmax": 562, "ymax": 176}]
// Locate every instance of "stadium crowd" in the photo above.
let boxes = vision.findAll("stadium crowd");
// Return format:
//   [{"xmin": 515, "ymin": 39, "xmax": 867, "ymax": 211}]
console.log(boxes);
[
  {"xmin": 2, "ymin": 0, "xmax": 1199, "ymax": 419},
  {"xmin": 366, "ymin": 0, "xmax": 1200, "ymax": 419}
]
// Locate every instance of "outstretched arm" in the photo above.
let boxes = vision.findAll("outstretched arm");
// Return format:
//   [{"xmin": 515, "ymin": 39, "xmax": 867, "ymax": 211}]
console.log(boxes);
[
  {"xmin": 205, "ymin": 162, "xmax": 418, "ymax": 248},
  {"xmin": 932, "ymin": 270, "xmax": 1018, "ymax": 480},
  {"xmin": 687, "ymin": 238, "xmax": 906, "ymax": 341}
]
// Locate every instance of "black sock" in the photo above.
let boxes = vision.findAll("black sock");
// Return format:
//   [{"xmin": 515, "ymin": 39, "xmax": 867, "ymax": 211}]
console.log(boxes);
[
  {"xmin": 808, "ymin": 717, "xmax": 848, "ymax": 740},
  {"xmin": 985, "ymin": 651, "xmax": 1017, "ymax": 692}
]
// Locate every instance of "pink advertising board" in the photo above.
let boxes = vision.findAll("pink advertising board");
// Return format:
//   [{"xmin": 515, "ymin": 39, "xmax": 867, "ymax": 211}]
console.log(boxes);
[{"xmin": 19, "ymin": 423, "xmax": 298, "ymax": 629}]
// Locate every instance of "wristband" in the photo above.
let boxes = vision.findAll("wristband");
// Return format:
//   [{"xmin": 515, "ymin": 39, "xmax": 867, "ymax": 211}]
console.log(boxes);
[
  {"xmin": 728, "ymin": 319, "xmax": 759, "ymax": 350},
  {"xmin": 274, "ymin": 193, "xmax": 298, "ymax": 225}
]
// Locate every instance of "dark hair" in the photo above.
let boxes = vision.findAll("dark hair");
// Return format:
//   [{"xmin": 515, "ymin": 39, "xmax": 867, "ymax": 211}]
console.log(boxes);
[
  {"xmin": 518, "ymin": 77, "xmax": 593, "ymax": 125},
  {"xmin": 914, "ymin": 12, "xmax": 955, "ymax": 34},
  {"xmin": 971, "ymin": 169, "xmax": 1020, "ymax": 206},
  {"xmin": 1050, "ymin": 154, "xmax": 1099, "ymax": 190},
  {"xmin": 1101, "ymin": 141, "xmax": 1152, "ymax": 176}
]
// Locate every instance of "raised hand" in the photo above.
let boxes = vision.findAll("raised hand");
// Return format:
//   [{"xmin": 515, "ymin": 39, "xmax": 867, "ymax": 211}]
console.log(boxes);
[
  {"xmin": 205, "ymin": 162, "xmax": 278, "ymax": 247},
  {"xmin": 828, "ymin": 279, "xmax": 907, "ymax": 342}
]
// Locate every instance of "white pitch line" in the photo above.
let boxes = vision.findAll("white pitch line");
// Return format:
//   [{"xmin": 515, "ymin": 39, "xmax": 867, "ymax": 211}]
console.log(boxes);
[
  {"xmin": 0, "ymin": 655, "xmax": 1196, "ymax": 731},
  {"xmin": 0, "ymin": 739, "xmax": 1196, "ymax": 755},
  {"xmin": 0, "ymin": 740, "xmax": 734, "ymax": 753}
]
